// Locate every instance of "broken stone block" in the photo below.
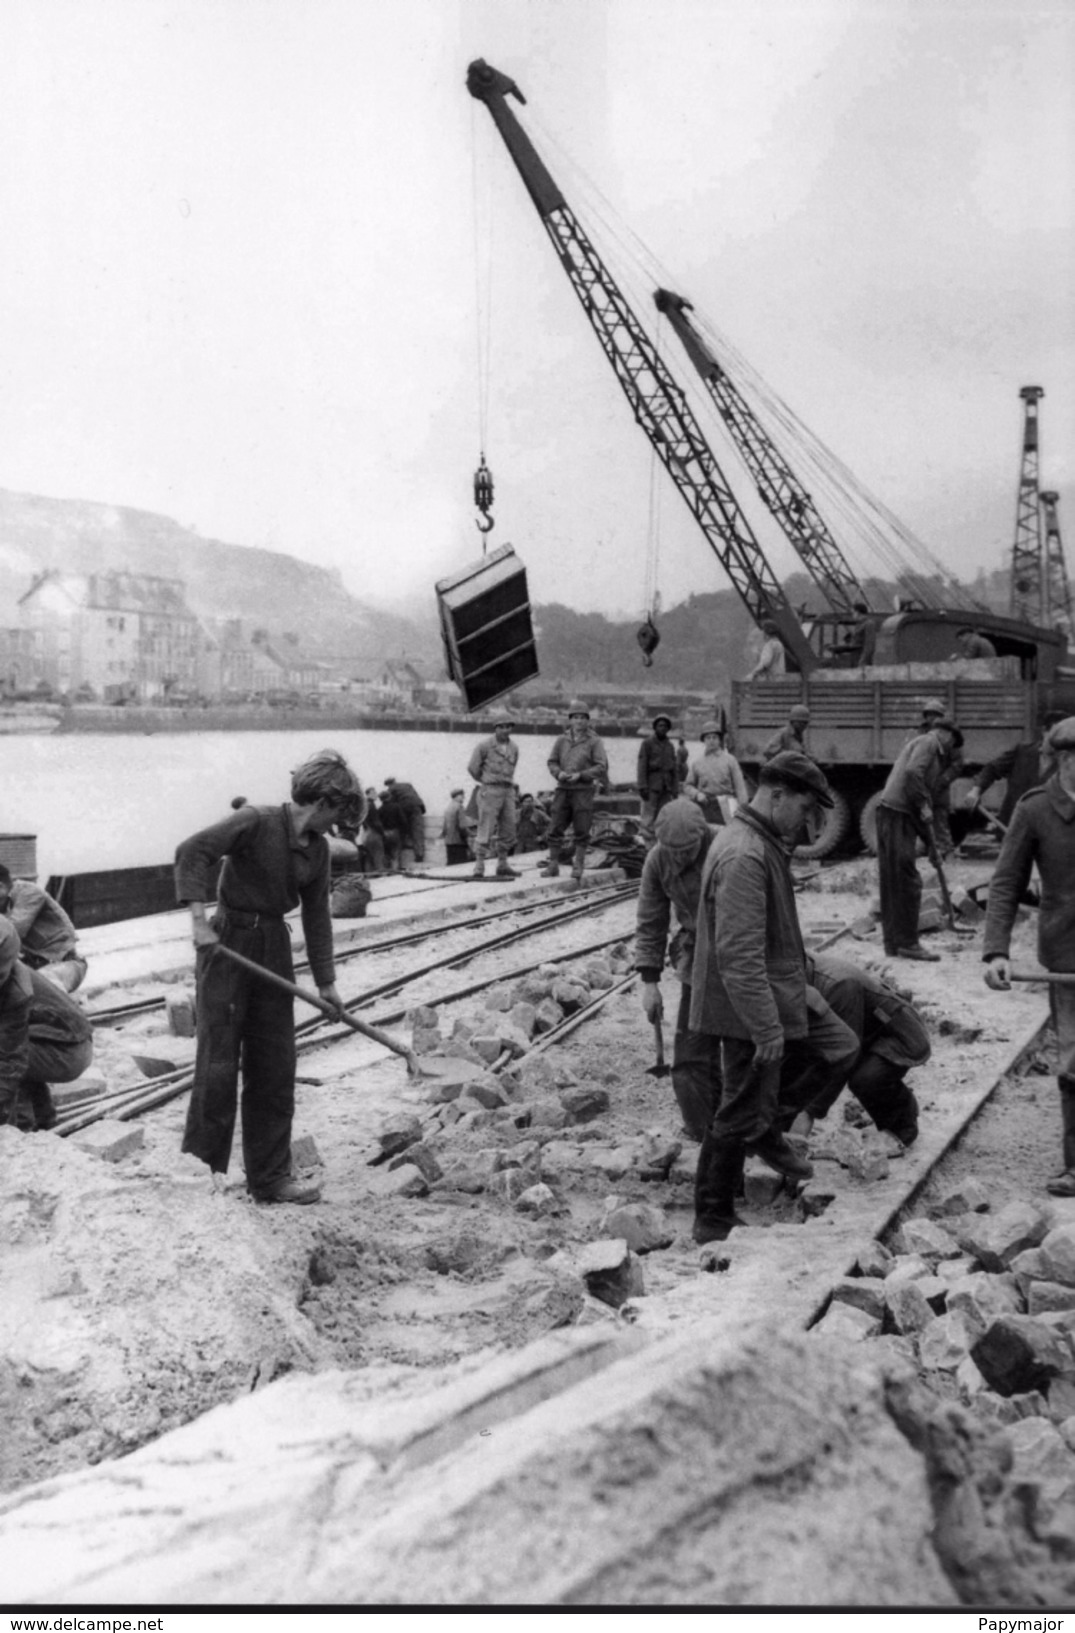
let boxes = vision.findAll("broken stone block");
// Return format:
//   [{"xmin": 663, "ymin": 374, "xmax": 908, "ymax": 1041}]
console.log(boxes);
[
  {"xmin": 1047, "ymin": 1375, "xmax": 1075, "ymax": 1424},
  {"xmin": 582, "ymin": 960, "xmax": 614, "ymax": 990},
  {"xmin": 885, "ymin": 1279, "xmax": 935, "ymax": 1336},
  {"xmin": 407, "ymin": 1005, "xmax": 439, "ymax": 1031},
  {"xmin": 509, "ymin": 1001, "xmax": 538, "ymax": 1039},
  {"xmin": 533, "ymin": 998, "xmax": 565, "ymax": 1036},
  {"xmin": 514, "ymin": 1056, "xmax": 559, "ymax": 1097},
  {"xmin": 469, "ymin": 1035, "xmax": 504, "ymax": 1064},
  {"xmin": 898, "ymin": 1217, "xmax": 963, "ymax": 1261},
  {"xmin": 495, "ymin": 1021, "xmax": 532, "ymax": 1059},
  {"xmin": 483, "ymin": 986, "xmax": 514, "ymax": 1012},
  {"xmin": 1006, "ymin": 1391, "xmax": 1052, "ymax": 1421},
  {"xmin": 951, "ymin": 1201, "xmax": 1051, "ymax": 1272},
  {"xmin": 633, "ymin": 1130, "xmax": 682, "ymax": 1180},
  {"xmin": 1037, "ymin": 1222, "xmax": 1075, "ymax": 1289},
  {"xmin": 799, "ymin": 1163, "xmax": 840, "ymax": 1218},
  {"xmin": 1002, "ymin": 1416, "xmax": 1075, "ymax": 1494},
  {"xmin": 417, "ymin": 1058, "xmax": 495, "ymax": 1103},
  {"xmin": 538, "ymin": 1140, "xmax": 588, "ymax": 1179},
  {"xmin": 845, "ymin": 1143, "xmax": 889, "ymax": 1183},
  {"xmin": 376, "ymin": 1163, "xmax": 428, "ymax": 1199},
  {"xmin": 131, "ymin": 1053, "xmax": 179, "ymax": 1078},
  {"xmin": 527, "ymin": 1098, "xmax": 572, "ymax": 1131},
  {"xmin": 515, "ymin": 1182, "xmax": 563, "ymax": 1218},
  {"xmin": 458, "ymin": 1079, "xmax": 509, "ymax": 1111},
  {"xmin": 814, "ymin": 1302, "xmax": 881, "ymax": 1341},
  {"xmin": 1010, "ymin": 1246, "xmax": 1049, "ymax": 1300},
  {"xmin": 831, "ymin": 1277, "xmax": 887, "ymax": 1322},
  {"xmin": 933, "ymin": 1176, "xmax": 992, "ymax": 1217},
  {"xmin": 577, "ymin": 1238, "xmax": 645, "ymax": 1308},
  {"xmin": 1028, "ymin": 1280, "xmax": 1075, "ymax": 1317},
  {"xmin": 411, "ymin": 1028, "xmax": 442, "ymax": 1057},
  {"xmin": 743, "ymin": 1162, "xmax": 784, "ymax": 1209},
  {"xmin": 852, "ymin": 1239, "xmax": 893, "ymax": 1279},
  {"xmin": 971, "ymin": 1314, "xmax": 1075, "ymax": 1397},
  {"xmin": 955, "ymin": 1354, "xmax": 989, "ymax": 1397},
  {"xmin": 560, "ymin": 1086, "xmax": 611, "ymax": 1124},
  {"xmin": 450, "ymin": 1016, "xmax": 478, "ymax": 1041},
  {"xmin": 387, "ymin": 1143, "xmax": 443, "ymax": 1184},
  {"xmin": 496, "ymin": 1167, "xmax": 533, "ymax": 1205},
  {"xmin": 849, "ymin": 913, "xmax": 879, "ymax": 940},
  {"xmin": 374, "ymin": 1112, "xmax": 423, "ymax": 1159},
  {"xmin": 69, "ymin": 1121, "xmax": 145, "ymax": 1163},
  {"xmin": 290, "ymin": 1134, "xmax": 322, "ymax": 1170},
  {"xmin": 519, "ymin": 1276, "xmax": 584, "ymax": 1330},
  {"xmin": 946, "ymin": 1272, "xmax": 1023, "ymax": 1336},
  {"xmin": 916, "ymin": 1276, "xmax": 950, "ymax": 1314},
  {"xmin": 917, "ymin": 907, "xmax": 945, "ymax": 933},
  {"xmin": 587, "ymin": 1146, "xmax": 634, "ymax": 1182},
  {"xmin": 935, "ymin": 1254, "xmax": 981, "ymax": 1284},
  {"xmin": 441, "ymin": 1039, "xmax": 485, "ymax": 1065},
  {"xmin": 918, "ymin": 1311, "xmax": 977, "ymax": 1372},
  {"xmin": 424, "ymin": 1230, "xmax": 486, "ymax": 1275},
  {"xmin": 551, "ymin": 978, "xmax": 588, "ymax": 1014},
  {"xmin": 597, "ymin": 1200, "xmax": 674, "ymax": 1254},
  {"xmin": 165, "ymin": 987, "xmax": 196, "ymax": 1037},
  {"xmin": 512, "ymin": 973, "xmax": 551, "ymax": 1006},
  {"xmin": 884, "ymin": 1254, "xmax": 933, "ymax": 1288}
]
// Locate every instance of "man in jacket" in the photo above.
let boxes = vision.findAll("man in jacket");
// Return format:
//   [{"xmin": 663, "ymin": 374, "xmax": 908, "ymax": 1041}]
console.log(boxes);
[
  {"xmin": 780, "ymin": 951, "xmax": 930, "ymax": 1147},
  {"xmin": 635, "ymin": 797, "xmax": 720, "ymax": 1142},
  {"xmin": 689, "ymin": 751, "xmax": 859, "ymax": 1242},
  {"xmin": 636, "ymin": 712, "xmax": 680, "ymax": 847},
  {"xmin": 383, "ymin": 778, "xmax": 427, "ymax": 864},
  {"xmin": 984, "ymin": 716, "xmax": 1075, "ymax": 1197},
  {"xmin": 761, "ymin": 703, "xmax": 813, "ymax": 763},
  {"xmin": 0, "ymin": 867, "xmax": 87, "ymax": 992},
  {"xmin": 0, "ymin": 918, "xmax": 94, "ymax": 1131},
  {"xmin": 441, "ymin": 789, "xmax": 475, "ymax": 867},
  {"xmin": 876, "ymin": 717, "xmax": 960, "ymax": 960},
  {"xmin": 176, "ymin": 748, "xmax": 363, "ymax": 1206},
  {"xmin": 467, "ymin": 715, "xmax": 520, "ymax": 880},
  {"xmin": 545, "ymin": 702, "xmax": 609, "ymax": 881},
  {"xmin": 682, "ymin": 722, "xmax": 748, "ymax": 824},
  {"xmin": 965, "ymin": 711, "xmax": 1064, "ymax": 829}
]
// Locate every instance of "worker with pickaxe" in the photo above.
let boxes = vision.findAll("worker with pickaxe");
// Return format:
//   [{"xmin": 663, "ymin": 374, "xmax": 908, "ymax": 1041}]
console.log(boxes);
[
  {"xmin": 984, "ymin": 715, "xmax": 1075, "ymax": 1198},
  {"xmin": 634, "ymin": 797, "xmax": 721, "ymax": 1143}
]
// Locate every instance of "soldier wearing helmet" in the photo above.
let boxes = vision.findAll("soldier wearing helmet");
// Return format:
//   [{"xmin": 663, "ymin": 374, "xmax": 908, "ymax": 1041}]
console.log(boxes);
[
  {"xmin": 636, "ymin": 710, "xmax": 680, "ymax": 848},
  {"xmin": 682, "ymin": 719, "xmax": 748, "ymax": 824},
  {"xmin": 762, "ymin": 702, "xmax": 814, "ymax": 763},
  {"xmin": 545, "ymin": 701, "xmax": 609, "ymax": 881}
]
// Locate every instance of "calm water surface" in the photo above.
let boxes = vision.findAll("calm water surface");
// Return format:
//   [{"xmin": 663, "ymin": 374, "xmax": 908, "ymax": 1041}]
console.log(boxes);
[{"xmin": 2, "ymin": 728, "xmax": 644, "ymax": 877}]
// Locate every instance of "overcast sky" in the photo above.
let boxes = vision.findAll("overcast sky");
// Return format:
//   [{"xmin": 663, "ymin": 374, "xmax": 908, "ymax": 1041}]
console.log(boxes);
[{"xmin": 0, "ymin": 0, "xmax": 1071, "ymax": 618}]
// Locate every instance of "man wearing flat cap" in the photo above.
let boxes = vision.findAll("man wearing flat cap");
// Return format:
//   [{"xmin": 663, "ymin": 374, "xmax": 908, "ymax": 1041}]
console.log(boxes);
[
  {"xmin": 636, "ymin": 711, "xmax": 680, "ymax": 848},
  {"xmin": 985, "ymin": 715, "xmax": 1075, "ymax": 1196},
  {"xmin": 467, "ymin": 714, "xmax": 520, "ymax": 880},
  {"xmin": 689, "ymin": 751, "xmax": 859, "ymax": 1242},
  {"xmin": 876, "ymin": 715, "xmax": 961, "ymax": 960}
]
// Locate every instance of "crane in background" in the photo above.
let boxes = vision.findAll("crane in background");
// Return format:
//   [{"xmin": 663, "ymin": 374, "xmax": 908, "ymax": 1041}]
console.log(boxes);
[
  {"xmin": 1009, "ymin": 386, "xmax": 1071, "ymax": 633},
  {"xmin": 1040, "ymin": 489, "xmax": 1072, "ymax": 638}
]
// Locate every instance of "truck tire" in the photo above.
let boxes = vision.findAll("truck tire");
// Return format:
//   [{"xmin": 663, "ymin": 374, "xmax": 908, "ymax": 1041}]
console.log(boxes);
[
  {"xmin": 859, "ymin": 791, "xmax": 883, "ymax": 855},
  {"xmin": 793, "ymin": 789, "xmax": 851, "ymax": 860}
]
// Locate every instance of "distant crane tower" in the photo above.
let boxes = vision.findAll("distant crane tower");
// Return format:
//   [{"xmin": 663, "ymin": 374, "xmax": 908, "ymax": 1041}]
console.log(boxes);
[
  {"xmin": 1010, "ymin": 386, "xmax": 1044, "ymax": 622},
  {"xmin": 1040, "ymin": 490, "xmax": 1073, "ymax": 637}
]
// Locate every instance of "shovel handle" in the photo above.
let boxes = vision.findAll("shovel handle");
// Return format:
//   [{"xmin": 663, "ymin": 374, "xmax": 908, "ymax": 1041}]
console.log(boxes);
[
  {"xmin": 653, "ymin": 1015, "xmax": 666, "ymax": 1069},
  {"xmin": 1009, "ymin": 969, "xmax": 1075, "ymax": 986},
  {"xmin": 212, "ymin": 943, "xmax": 420, "ymax": 1074}
]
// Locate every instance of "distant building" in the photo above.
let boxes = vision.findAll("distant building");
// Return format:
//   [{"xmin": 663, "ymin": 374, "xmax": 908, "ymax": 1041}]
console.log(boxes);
[{"xmin": 17, "ymin": 569, "xmax": 212, "ymax": 702}]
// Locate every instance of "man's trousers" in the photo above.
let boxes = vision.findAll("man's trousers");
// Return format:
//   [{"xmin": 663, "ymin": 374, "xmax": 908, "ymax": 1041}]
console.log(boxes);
[{"xmin": 876, "ymin": 804, "xmax": 922, "ymax": 953}]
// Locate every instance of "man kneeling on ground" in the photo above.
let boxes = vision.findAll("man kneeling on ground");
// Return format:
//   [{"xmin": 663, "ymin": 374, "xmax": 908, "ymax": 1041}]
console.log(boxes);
[{"xmin": 0, "ymin": 919, "xmax": 94, "ymax": 1131}]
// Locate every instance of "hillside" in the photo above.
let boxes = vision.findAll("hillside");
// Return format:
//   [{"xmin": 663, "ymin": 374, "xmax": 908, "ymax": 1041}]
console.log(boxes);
[{"xmin": 0, "ymin": 489, "xmax": 432, "ymax": 670}]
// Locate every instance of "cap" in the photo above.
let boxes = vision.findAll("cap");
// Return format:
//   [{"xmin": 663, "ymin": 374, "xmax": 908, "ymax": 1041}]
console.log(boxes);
[
  {"xmin": 489, "ymin": 712, "xmax": 516, "ymax": 729},
  {"xmin": 0, "ymin": 918, "xmax": 20, "ymax": 982},
  {"xmin": 1047, "ymin": 716, "xmax": 1075, "ymax": 752},
  {"xmin": 789, "ymin": 704, "xmax": 811, "ymax": 722},
  {"xmin": 759, "ymin": 749, "xmax": 834, "ymax": 808},
  {"xmin": 651, "ymin": 712, "xmax": 673, "ymax": 730},
  {"xmin": 921, "ymin": 698, "xmax": 946, "ymax": 717},
  {"xmin": 698, "ymin": 719, "xmax": 724, "ymax": 739},
  {"xmin": 654, "ymin": 796, "xmax": 710, "ymax": 855},
  {"xmin": 567, "ymin": 700, "xmax": 590, "ymax": 719},
  {"xmin": 451, "ymin": 787, "xmax": 464, "ymax": 797}
]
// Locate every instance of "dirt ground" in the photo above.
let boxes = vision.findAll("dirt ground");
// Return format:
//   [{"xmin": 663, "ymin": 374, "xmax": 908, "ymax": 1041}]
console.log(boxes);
[{"xmin": 1, "ymin": 847, "xmax": 1070, "ymax": 1600}]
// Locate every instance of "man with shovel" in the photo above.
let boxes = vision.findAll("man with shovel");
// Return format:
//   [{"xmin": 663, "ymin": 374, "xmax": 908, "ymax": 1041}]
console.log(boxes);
[
  {"xmin": 176, "ymin": 748, "xmax": 365, "ymax": 1205},
  {"xmin": 984, "ymin": 716, "xmax": 1075, "ymax": 1197},
  {"xmin": 635, "ymin": 797, "xmax": 720, "ymax": 1143}
]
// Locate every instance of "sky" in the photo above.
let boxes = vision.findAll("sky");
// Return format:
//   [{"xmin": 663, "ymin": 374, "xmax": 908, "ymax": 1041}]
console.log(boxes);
[{"xmin": 0, "ymin": 0, "xmax": 1071, "ymax": 619}]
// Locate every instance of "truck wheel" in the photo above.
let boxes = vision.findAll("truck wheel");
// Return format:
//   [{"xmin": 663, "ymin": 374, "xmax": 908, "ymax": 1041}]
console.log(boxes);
[
  {"xmin": 793, "ymin": 789, "xmax": 851, "ymax": 860},
  {"xmin": 859, "ymin": 791, "xmax": 883, "ymax": 855}
]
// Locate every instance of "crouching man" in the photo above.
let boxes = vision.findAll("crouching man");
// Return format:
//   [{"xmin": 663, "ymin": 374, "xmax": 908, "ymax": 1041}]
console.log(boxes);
[
  {"xmin": 690, "ymin": 751, "xmax": 859, "ymax": 1242},
  {"xmin": 634, "ymin": 797, "xmax": 720, "ymax": 1142},
  {"xmin": 780, "ymin": 951, "xmax": 930, "ymax": 1146},
  {"xmin": 0, "ymin": 919, "xmax": 94, "ymax": 1131}
]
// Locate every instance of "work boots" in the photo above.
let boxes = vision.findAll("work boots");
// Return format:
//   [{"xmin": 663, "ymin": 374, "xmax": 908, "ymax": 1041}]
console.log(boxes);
[
  {"xmin": 544, "ymin": 846, "xmax": 560, "ymax": 878},
  {"xmin": 1046, "ymin": 1075, "xmax": 1075, "ymax": 1196},
  {"xmin": 692, "ymin": 1130, "xmax": 746, "ymax": 1243},
  {"xmin": 571, "ymin": 842, "xmax": 586, "ymax": 882}
]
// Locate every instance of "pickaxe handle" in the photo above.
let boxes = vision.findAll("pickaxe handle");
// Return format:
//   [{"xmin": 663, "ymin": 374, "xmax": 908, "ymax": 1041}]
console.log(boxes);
[
  {"xmin": 1010, "ymin": 969, "xmax": 1075, "ymax": 986},
  {"xmin": 926, "ymin": 835, "xmax": 958, "ymax": 931},
  {"xmin": 212, "ymin": 942, "xmax": 420, "ymax": 1074}
]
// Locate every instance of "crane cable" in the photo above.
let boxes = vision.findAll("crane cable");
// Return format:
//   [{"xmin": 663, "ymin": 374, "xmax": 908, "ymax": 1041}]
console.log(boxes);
[{"xmin": 471, "ymin": 103, "xmax": 496, "ymax": 545}]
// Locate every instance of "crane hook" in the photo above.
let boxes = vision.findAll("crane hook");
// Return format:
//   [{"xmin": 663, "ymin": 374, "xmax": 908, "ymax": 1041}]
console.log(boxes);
[
  {"xmin": 474, "ymin": 454, "xmax": 495, "ymax": 536},
  {"xmin": 636, "ymin": 616, "xmax": 660, "ymax": 668}
]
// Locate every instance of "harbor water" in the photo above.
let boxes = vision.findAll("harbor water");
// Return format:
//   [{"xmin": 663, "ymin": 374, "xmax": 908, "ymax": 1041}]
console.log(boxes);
[{"xmin": 2, "ymin": 727, "xmax": 646, "ymax": 879}]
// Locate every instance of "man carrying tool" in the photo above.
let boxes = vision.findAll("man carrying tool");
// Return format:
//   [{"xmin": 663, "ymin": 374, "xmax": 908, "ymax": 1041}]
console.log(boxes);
[
  {"xmin": 636, "ymin": 711, "xmax": 680, "ymax": 848},
  {"xmin": 984, "ymin": 716, "xmax": 1075, "ymax": 1197},
  {"xmin": 875, "ymin": 716, "xmax": 961, "ymax": 961},
  {"xmin": 635, "ymin": 796, "xmax": 720, "ymax": 1143},
  {"xmin": 689, "ymin": 751, "xmax": 859, "ymax": 1242},
  {"xmin": 545, "ymin": 701, "xmax": 609, "ymax": 882},
  {"xmin": 467, "ymin": 713, "xmax": 520, "ymax": 880},
  {"xmin": 176, "ymin": 748, "xmax": 364, "ymax": 1206}
]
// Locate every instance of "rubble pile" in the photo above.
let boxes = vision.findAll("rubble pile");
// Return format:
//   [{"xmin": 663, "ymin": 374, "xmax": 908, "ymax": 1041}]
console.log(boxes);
[{"xmin": 814, "ymin": 1183, "xmax": 1075, "ymax": 1585}]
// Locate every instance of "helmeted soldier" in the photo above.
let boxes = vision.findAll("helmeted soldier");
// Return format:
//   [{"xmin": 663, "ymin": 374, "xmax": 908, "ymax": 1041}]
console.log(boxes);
[{"xmin": 545, "ymin": 701, "xmax": 609, "ymax": 882}]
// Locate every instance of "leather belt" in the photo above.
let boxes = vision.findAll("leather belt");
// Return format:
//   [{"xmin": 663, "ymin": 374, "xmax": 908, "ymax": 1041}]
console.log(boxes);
[{"xmin": 219, "ymin": 908, "xmax": 284, "ymax": 928}]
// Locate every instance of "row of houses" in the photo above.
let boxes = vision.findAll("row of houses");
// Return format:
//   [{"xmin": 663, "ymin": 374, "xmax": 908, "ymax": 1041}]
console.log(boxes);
[{"xmin": 0, "ymin": 568, "xmax": 447, "ymax": 707}]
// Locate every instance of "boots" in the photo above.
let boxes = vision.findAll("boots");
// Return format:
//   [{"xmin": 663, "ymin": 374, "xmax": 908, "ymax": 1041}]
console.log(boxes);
[
  {"xmin": 24, "ymin": 1078, "xmax": 57, "ymax": 1132},
  {"xmin": 571, "ymin": 842, "xmax": 586, "ymax": 881},
  {"xmin": 1047, "ymin": 1075, "xmax": 1075, "ymax": 1195},
  {"xmin": 692, "ymin": 1130, "xmax": 746, "ymax": 1243},
  {"xmin": 670, "ymin": 1058, "xmax": 721, "ymax": 1144},
  {"xmin": 472, "ymin": 847, "xmax": 486, "ymax": 880},
  {"xmin": 544, "ymin": 845, "xmax": 560, "ymax": 878},
  {"xmin": 495, "ymin": 857, "xmax": 521, "ymax": 879}
]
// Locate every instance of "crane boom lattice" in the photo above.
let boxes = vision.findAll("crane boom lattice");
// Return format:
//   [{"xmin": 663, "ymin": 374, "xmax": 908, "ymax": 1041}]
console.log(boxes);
[{"xmin": 1010, "ymin": 385, "xmax": 1045, "ymax": 623}]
